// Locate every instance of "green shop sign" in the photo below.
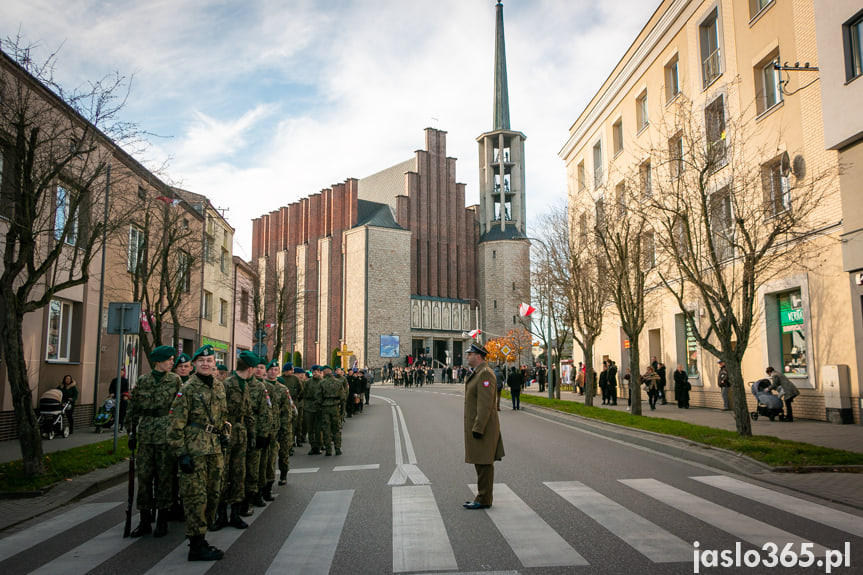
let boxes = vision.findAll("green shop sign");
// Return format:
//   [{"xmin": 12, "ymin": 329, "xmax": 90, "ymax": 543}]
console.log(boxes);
[
  {"xmin": 201, "ymin": 336, "xmax": 229, "ymax": 352},
  {"xmin": 779, "ymin": 306, "xmax": 804, "ymax": 333}
]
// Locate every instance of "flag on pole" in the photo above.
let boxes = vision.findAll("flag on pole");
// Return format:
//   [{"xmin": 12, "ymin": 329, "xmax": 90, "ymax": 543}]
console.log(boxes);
[
  {"xmin": 468, "ymin": 329, "xmax": 481, "ymax": 339},
  {"xmin": 519, "ymin": 302, "xmax": 536, "ymax": 317},
  {"xmin": 264, "ymin": 323, "xmax": 274, "ymax": 329},
  {"xmin": 156, "ymin": 196, "xmax": 181, "ymax": 207}
]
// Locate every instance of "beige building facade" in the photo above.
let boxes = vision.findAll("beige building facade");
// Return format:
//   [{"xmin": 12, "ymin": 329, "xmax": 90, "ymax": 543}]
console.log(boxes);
[{"xmin": 560, "ymin": 0, "xmax": 859, "ymax": 422}]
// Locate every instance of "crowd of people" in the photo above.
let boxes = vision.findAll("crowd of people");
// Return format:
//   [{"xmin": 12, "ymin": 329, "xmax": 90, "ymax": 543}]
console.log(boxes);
[{"xmin": 122, "ymin": 344, "xmax": 370, "ymax": 561}]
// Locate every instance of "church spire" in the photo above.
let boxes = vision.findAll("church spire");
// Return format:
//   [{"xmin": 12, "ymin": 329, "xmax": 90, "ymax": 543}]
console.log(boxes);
[{"xmin": 493, "ymin": 1, "xmax": 510, "ymax": 131}]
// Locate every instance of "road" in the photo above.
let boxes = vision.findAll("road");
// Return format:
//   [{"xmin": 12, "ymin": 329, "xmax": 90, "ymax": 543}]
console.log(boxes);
[{"xmin": 1, "ymin": 384, "xmax": 860, "ymax": 574}]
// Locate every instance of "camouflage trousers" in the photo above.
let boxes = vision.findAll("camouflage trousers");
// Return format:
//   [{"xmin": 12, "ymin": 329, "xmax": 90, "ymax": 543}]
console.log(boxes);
[
  {"xmin": 278, "ymin": 429, "xmax": 291, "ymax": 476},
  {"xmin": 136, "ymin": 443, "xmax": 175, "ymax": 510},
  {"xmin": 293, "ymin": 407, "xmax": 303, "ymax": 443},
  {"xmin": 180, "ymin": 452, "xmax": 223, "ymax": 538},
  {"xmin": 245, "ymin": 443, "xmax": 262, "ymax": 496},
  {"xmin": 260, "ymin": 435, "xmax": 278, "ymax": 488},
  {"xmin": 320, "ymin": 406, "xmax": 341, "ymax": 451},
  {"xmin": 220, "ymin": 427, "xmax": 247, "ymax": 504},
  {"xmin": 304, "ymin": 410, "xmax": 322, "ymax": 448}
]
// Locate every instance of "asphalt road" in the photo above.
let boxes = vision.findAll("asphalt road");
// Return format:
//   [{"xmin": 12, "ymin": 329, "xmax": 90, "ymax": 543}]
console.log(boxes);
[{"xmin": 1, "ymin": 384, "xmax": 861, "ymax": 574}]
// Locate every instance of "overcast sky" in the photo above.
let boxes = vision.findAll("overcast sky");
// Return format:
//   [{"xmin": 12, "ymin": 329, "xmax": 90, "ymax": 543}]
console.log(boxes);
[{"xmin": 3, "ymin": 0, "xmax": 657, "ymax": 260}]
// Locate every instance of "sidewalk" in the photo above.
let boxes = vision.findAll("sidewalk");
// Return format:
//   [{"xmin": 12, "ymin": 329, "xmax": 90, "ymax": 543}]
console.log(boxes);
[{"xmin": 0, "ymin": 426, "xmax": 122, "ymax": 465}]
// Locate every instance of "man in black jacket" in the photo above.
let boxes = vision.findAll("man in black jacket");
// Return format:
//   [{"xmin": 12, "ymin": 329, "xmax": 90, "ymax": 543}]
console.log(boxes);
[
  {"xmin": 506, "ymin": 367, "xmax": 524, "ymax": 410},
  {"xmin": 607, "ymin": 360, "xmax": 618, "ymax": 406}
]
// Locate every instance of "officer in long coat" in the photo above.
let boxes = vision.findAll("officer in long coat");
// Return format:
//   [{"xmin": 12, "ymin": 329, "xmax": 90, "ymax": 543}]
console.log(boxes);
[
  {"xmin": 167, "ymin": 344, "xmax": 228, "ymax": 561},
  {"xmin": 463, "ymin": 343, "xmax": 504, "ymax": 509},
  {"xmin": 125, "ymin": 345, "xmax": 182, "ymax": 537}
]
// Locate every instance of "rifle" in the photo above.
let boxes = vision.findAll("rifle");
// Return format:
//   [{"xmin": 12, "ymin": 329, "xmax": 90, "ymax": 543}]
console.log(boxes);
[{"xmin": 123, "ymin": 445, "xmax": 136, "ymax": 537}]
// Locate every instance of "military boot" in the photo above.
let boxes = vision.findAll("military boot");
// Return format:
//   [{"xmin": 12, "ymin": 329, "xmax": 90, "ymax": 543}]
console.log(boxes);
[
  {"xmin": 209, "ymin": 504, "xmax": 228, "ymax": 532},
  {"xmin": 252, "ymin": 491, "xmax": 267, "ymax": 507},
  {"xmin": 130, "ymin": 509, "xmax": 152, "ymax": 537},
  {"xmin": 228, "ymin": 503, "xmax": 249, "ymax": 529},
  {"xmin": 187, "ymin": 535, "xmax": 224, "ymax": 561},
  {"xmin": 153, "ymin": 509, "xmax": 170, "ymax": 537},
  {"xmin": 325, "ymin": 447, "xmax": 332, "ymax": 456},
  {"xmin": 278, "ymin": 465, "xmax": 288, "ymax": 485},
  {"xmin": 308, "ymin": 446, "xmax": 320, "ymax": 455},
  {"xmin": 262, "ymin": 482, "xmax": 275, "ymax": 501},
  {"xmin": 335, "ymin": 447, "xmax": 342, "ymax": 456},
  {"xmin": 239, "ymin": 496, "xmax": 254, "ymax": 517}
]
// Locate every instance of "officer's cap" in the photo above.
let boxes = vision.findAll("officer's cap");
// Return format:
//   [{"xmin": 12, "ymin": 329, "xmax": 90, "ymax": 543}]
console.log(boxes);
[
  {"xmin": 466, "ymin": 343, "xmax": 489, "ymax": 357},
  {"xmin": 266, "ymin": 359, "xmax": 280, "ymax": 371},
  {"xmin": 192, "ymin": 344, "xmax": 214, "ymax": 361},
  {"xmin": 282, "ymin": 362, "xmax": 293, "ymax": 372},
  {"xmin": 150, "ymin": 345, "xmax": 176, "ymax": 363},
  {"xmin": 173, "ymin": 353, "xmax": 192, "ymax": 368}
]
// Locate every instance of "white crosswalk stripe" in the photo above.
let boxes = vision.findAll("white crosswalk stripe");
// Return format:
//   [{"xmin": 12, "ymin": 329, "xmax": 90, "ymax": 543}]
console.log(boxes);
[
  {"xmin": 691, "ymin": 475, "xmax": 863, "ymax": 538},
  {"xmin": 469, "ymin": 483, "xmax": 588, "ymax": 568},
  {"xmin": 393, "ymin": 485, "xmax": 457, "ymax": 572},
  {"xmin": 620, "ymin": 478, "xmax": 831, "ymax": 555},
  {"xmin": 29, "ymin": 519, "xmax": 137, "ymax": 575},
  {"xmin": 545, "ymin": 480, "xmax": 692, "ymax": 563}
]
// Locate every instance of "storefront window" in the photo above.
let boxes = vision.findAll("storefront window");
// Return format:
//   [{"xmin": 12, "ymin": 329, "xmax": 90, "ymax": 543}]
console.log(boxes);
[
  {"xmin": 685, "ymin": 319, "xmax": 699, "ymax": 377},
  {"xmin": 778, "ymin": 289, "xmax": 807, "ymax": 376}
]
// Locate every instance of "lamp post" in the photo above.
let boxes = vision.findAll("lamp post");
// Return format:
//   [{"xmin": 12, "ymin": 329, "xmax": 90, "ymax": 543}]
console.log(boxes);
[{"xmin": 525, "ymin": 236, "xmax": 555, "ymax": 400}]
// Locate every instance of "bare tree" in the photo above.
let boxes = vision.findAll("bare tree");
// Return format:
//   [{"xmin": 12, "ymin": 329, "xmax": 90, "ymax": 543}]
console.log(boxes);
[
  {"xmin": 648, "ymin": 93, "xmax": 832, "ymax": 436},
  {"xmin": 0, "ymin": 38, "xmax": 141, "ymax": 474}
]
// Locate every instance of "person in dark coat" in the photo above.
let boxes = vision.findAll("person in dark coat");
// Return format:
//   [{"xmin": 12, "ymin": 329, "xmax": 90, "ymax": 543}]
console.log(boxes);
[
  {"xmin": 463, "ymin": 343, "xmax": 504, "ymax": 509},
  {"xmin": 673, "ymin": 364, "xmax": 690, "ymax": 408},
  {"xmin": 766, "ymin": 366, "xmax": 800, "ymax": 422},
  {"xmin": 657, "ymin": 362, "xmax": 668, "ymax": 405},
  {"xmin": 506, "ymin": 367, "xmax": 524, "ymax": 410},
  {"xmin": 607, "ymin": 360, "xmax": 618, "ymax": 406},
  {"xmin": 599, "ymin": 361, "xmax": 609, "ymax": 405}
]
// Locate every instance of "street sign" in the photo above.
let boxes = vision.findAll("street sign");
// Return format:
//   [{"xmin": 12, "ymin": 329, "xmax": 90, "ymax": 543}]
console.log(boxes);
[
  {"xmin": 107, "ymin": 302, "xmax": 141, "ymax": 335},
  {"xmin": 500, "ymin": 345, "xmax": 512, "ymax": 356},
  {"xmin": 253, "ymin": 343, "xmax": 268, "ymax": 358}
]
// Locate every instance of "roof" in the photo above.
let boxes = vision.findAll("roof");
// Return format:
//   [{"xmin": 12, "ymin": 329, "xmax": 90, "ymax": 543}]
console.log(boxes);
[
  {"xmin": 356, "ymin": 199, "xmax": 403, "ymax": 229},
  {"xmin": 479, "ymin": 224, "xmax": 527, "ymax": 243},
  {"xmin": 357, "ymin": 158, "xmax": 416, "ymax": 209}
]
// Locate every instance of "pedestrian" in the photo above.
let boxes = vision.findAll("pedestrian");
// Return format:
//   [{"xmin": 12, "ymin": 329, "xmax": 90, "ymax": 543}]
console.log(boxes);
[
  {"xmin": 576, "ymin": 362, "xmax": 585, "ymax": 395},
  {"xmin": 111, "ymin": 367, "xmax": 130, "ymax": 430},
  {"xmin": 607, "ymin": 360, "xmax": 618, "ymax": 406},
  {"xmin": 657, "ymin": 362, "xmax": 668, "ymax": 405},
  {"xmin": 766, "ymin": 366, "xmax": 800, "ymax": 422},
  {"xmin": 303, "ymin": 366, "xmax": 324, "ymax": 454},
  {"xmin": 493, "ymin": 364, "xmax": 505, "ymax": 411},
  {"xmin": 215, "ymin": 364, "xmax": 228, "ymax": 382},
  {"xmin": 58, "ymin": 375, "xmax": 78, "ymax": 434},
  {"xmin": 599, "ymin": 361, "xmax": 609, "ymax": 405},
  {"xmin": 674, "ymin": 364, "xmax": 690, "ymax": 409},
  {"xmin": 717, "ymin": 359, "xmax": 730, "ymax": 410},
  {"xmin": 642, "ymin": 366, "xmax": 660, "ymax": 411},
  {"xmin": 462, "ymin": 343, "xmax": 505, "ymax": 509},
  {"xmin": 125, "ymin": 346, "xmax": 181, "ymax": 538},
  {"xmin": 507, "ymin": 366, "xmax": 523, "ymax": 410},
  {"xmin": 624, "ymin": 369, "xmax": 632, "ymax": 411},
  {"xmin": 167, "ymin": 344, "xmax": 228, "ymax": 561}
]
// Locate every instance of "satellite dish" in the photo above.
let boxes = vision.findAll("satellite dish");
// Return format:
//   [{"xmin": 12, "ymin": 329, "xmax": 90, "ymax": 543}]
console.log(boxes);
[{"xmin": 792, "ymin": 155, "xmax": 806, "ymax": 179}]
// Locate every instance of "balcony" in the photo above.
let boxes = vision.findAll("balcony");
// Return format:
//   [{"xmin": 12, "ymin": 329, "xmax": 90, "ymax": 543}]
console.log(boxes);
[{"xmin": 702, "ymin": 49, "xmax": 721, "ymax": 87}]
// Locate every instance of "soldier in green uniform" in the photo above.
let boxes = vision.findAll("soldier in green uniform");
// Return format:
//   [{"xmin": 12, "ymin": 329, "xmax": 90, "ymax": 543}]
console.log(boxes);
[
  {"xmin": 333, "ymin": 366, "xmax": 349, "ymax": 422},
  {"xmin": 211, "ymin": 351, "xmax": 256, "ymax": 531},
  {"xmin": 303, "ymin": 365, "xmax": 324, "ymax": 454},
  {"xmin": 320, "ymin": 366, "xmax": 344, "ymax": 456},
  {"xmin": 125, "ymin": 345, "xmax": 182, "ymax": 538},
  {"xmin": 173, "ymin": 353, "xmax": 193, "ymax": 381},
  {"xmin": 167, "ymin": 345, "xmax": 229, "ymax": 561},
  {"xmin": 168, "ymin": 351, "xmax": 193, "ymax": 520},
  {"xmin": 274, "ymin": 363, "xmax": 297, "ymax": 486},
  {"xmin": 251, "ymin": 357, "xmax": 276, "ymax": 508},
  {"xmin": 240, "ymin": 355, "xmax": 266, "ymax": 516},
  {"xmin": 280, "ymin": 363, "xmax": 304, "ymax": 451},
  {"xmin": 261, "ymin": 359, "xmax": 287, "ymax": 500}
]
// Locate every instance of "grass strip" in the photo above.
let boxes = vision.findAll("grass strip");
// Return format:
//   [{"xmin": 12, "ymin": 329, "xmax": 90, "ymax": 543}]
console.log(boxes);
[
  {"xmin": 506, "ymin": 391, "xmax": 863, "ymax": 469},
  {"xmin": 0, "ymin": 439, "xmax": 132, "ymax": 492}
]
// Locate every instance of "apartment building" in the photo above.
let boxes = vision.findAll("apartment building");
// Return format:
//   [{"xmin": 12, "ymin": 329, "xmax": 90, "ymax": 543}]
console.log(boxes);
[{"xmin": 560, "ymin": 0, "xmax": 859, "ymax": 422}]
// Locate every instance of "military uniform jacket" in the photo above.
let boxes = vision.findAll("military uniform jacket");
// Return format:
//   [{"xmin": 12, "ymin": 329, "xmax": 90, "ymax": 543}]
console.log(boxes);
[
  {"xmin": 320, "ymin": 376, "xmax": 343, "ymax": 408},
  {"xmin": 268, "ymin": 379, "xmax": 292, "ymax": 433},
  {"xmin": 255, "ymin": 378, "xmax": 277, "ymax": 437},
  {"xmin": 168, "ymin": 374, "xmax": 228, "ymax": 457},
  {"xmin": 464, "ymin": 362, "xmax": 505, "ymax": 465},
  {"xmin": 222, "ymin": 373, "xmax": 254, "ymax": 434},
  {"xmin": 125, "ymin": 370, "xmax": 182, "ymax": 445},
  {"xmin": 303, "ymin": 377, "xmax": 323, "ymax": 412},
  {"xmin": 279, "ymin": 375, "xmax": 303, "ymax": 408}
]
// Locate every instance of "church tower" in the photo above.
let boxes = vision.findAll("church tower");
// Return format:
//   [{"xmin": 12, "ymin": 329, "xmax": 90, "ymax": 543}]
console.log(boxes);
[{"xmin": 477, "ymin": 1, "xmax": 530, "ymax": 341}]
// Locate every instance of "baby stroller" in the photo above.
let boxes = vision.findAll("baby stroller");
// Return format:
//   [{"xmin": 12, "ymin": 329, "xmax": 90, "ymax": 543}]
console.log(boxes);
[
  {"xmin": 93, "ymin": 395, "xmax": 116, "ymax": 433},
  {"xmin": 37, "ymin": 389, "xmax": 71, "ymax": 439},
  {"xmin": 749, "ymin": 379, "xmax": 784, "ymax": 421}
]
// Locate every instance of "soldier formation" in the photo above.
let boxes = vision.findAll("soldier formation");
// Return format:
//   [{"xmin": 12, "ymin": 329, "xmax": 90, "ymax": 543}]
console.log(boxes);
[{"xmin": 123, "ymin": 345, "xmax": 362, "ymax": 561}]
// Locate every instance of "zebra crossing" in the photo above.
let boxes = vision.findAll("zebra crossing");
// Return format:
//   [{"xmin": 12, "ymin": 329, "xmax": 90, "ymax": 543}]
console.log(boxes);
[{"xmin": 1, "ymin": 474, "xmax": 860, "ymax": 574}]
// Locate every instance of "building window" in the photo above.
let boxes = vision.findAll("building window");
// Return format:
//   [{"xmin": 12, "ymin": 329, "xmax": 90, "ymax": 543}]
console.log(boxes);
[
  {"xmin": 0, "ymin": 152, "xmax": 11, "ymax": 218},
  {"xmin": 640, "ymin": 160, "xmax": 652, "ymax": 199},
  {"xmin": 46, "ymin": 299, "xmax": 73, "ymax": 362},
  {"xmin": 241, "ymin": 289, "xmax": 250, "ymax": 323},
  {"xmin": 577, "ymin": 160, "xmax": 586, "ymax": 192},
  {"xmin": 705, "ymin": 95, "xmax": 727, "ymax": 166},
  {"xmin": 137, "ymin": 186, "xmax": 146, "ymax": 200},
  {"xmin": 54, "ymin": 185, "xmax": 77, "ymax": 245},
  {"xmin": 128, "ymin": 226, "xmax": 144, "ymax": 273},
  {"xmin": 178, "ymin": 251, "xmax": 191, "ymax": 293},
  {"xmin": 700, "ymin": 9, "xmax": 722, "ymax": 88},
  {"xmin": 709, "ymin": 187, "xmax": 733, "ymax": 261},
  {"xmin": 219, "ymin": 299, "xmax": 229, "ymax": 326},
  {"xmin": 636, "ymin": 90, "xmax": 649, "ymax": 131},
  {"xmin": 641, "ymin": 231, "xmax": 656, "ymax": 270},
  {"xmin": 220, "ymin": 248, "xmax": 229, "ymax": 274},
  {"xmin": 593, "ymin": 140, "xmax": 603, "ymax": 189},
  {"xmin": 513, "ymin": 315, "xmax": 517, "ymax": 325},
  {"xmin": 595, "ymin": 195, "xmax": 606, "ymax": 233},
  {"xmin": 669, "ymin": 133, "xmax": 684, "ymax": 179},
  {"xmin": 204, "ymin": 236, "xmax": 212, "ymax": 263},
  {"xmin": 762, "ymin": 156, "xmax": 791, "ymax": 217},
  {"xmin": 675, "ymin": 313, "xmax": 700, "ymax": 378},
  {"xmin": 777, "ymin": 289, "xmax": 807, "ymax": 377},
  {"xmin": 843, "ymin": 11, "xmax": 863, "ymax": 82},
  {"xmin": 749, "ymin": 0, "xmax": 773, "ymax": 20},
  {"xmin": 494, "ymin": 300, "xmax": 498, "ymax": 309},
  {"xmin": 612, "ymin": 118, "xmax": 624, "ymax": 155},
  {"xmin": 203, "ymin": 291, "xmax": 213, "ymax": 321},
  {"xmin": 665, "ymin": 55, "xmax": 680, "ymax": 102},
  {"xmin": 615, "ymin": 181, "xmax": 627, "ymax": 218},
  {"xmin": 755, "ymin": 51, "xmax": 782, "ymax": 115}
]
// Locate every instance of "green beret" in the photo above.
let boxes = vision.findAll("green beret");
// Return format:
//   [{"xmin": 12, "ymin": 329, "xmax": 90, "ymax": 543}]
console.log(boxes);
[
  {"xmin": 238, "ymin": 350, "xmax": 259, "ymax": 367},
  {"xmin": 266, "ymin": 359, "xmax": 280, "ymax": 370},
  {"xmin": 192, "ymin": 344, "xmax": 214, "ymax": 361},
  {"xmin": 216, "ymin": 364, "xmax": 228, "ymax": 371},
  {"xmin": 322, "ymin": 365, "xmax": 332, "ymax": 371},
  {"xmin": 173, "ymin": 353, "xmax": 191, "ymax": 368},
  {"xmin": 150, "ymin": 345, "xmax": 176, "ymax": 363}
]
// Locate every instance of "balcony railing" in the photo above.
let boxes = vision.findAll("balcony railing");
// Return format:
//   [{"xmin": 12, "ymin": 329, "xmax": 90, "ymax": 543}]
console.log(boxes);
[{"xmin": 702, "ymin": 48, "xmax": 721, "ymax": 87}]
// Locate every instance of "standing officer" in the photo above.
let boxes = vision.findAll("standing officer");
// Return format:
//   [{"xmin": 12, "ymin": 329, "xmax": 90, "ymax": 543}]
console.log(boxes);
[
  {"xmin": 264, "ymin": 359, "xmax": 291, "ymax": 497},
  {"xmin": 463, "ymin": 343, "xmax": 504, "ymax": 509},
  {"xmin": 125, "ymin": 345, "xmax": 182, "ymax": 538},
  {"xmin": 241, "ymin": 356, "xmax": 268, "ymax": 516},
  {"xmin": 303, "ymin": 366, "xmax": 324, "ymax": 454},
  {"xmin": 167, "ymin": 344, "xmax": 228, "ymax": 561},
  {"xmin": 174, "ymin": 353, "xmax": 193, "ymax": 382},
  {"xmin": 253, "ymin": 357, "xmax": 277, "ymax": 508},
  {"xmin": 280, "ymin": 363, "xmax": 304, "ymax": 452},
  {"xmin": 212, "ymin": 350, "xmax": 255, "ymax": 531},
  {"xmin": 320, "ymin": 366, "xmax": 344, "ymax": 456},
  {"xmin": 334, "ymin": 366, "xmax": 349, "ymax": 422}
]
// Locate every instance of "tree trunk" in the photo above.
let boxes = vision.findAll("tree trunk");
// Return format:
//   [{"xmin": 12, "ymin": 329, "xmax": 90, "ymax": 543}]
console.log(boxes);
[
  {"xmin": 555, "ymin": 360, "xmax": 562, "ymax": 399},
  {"xmin": 0, "ymin": 299, "xmax": 45, "ymax": 475},
  {"xmin": 726, "ymin": 356, "xmax": 753, "ymax": 436},
  {"xmin": 581, "ymin": 339, "xmax": 595, "ymax": 407},
  {"xmin": 629, "ymin": 342, "xmax": 642, "ymax": 416}
]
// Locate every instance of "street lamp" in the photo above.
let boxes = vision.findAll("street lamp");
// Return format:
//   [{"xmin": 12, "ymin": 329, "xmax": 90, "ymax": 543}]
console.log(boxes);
[{"xmin": 525, "ymin": 236, "xmax": 555, "ymax": 400}]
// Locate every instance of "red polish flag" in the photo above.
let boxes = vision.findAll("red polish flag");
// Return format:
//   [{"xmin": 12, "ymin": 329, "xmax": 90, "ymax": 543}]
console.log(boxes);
[
  {"xmin": 519, "ymin": 302, "xmax": 536, "ymax": 317},
  {"xmin": 156, "ymin": 196, "xmax": 180, "ymax": 207},
  {"xmin": 468, "ymin": 329, "xmax": 481, "ymax": 339}
]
